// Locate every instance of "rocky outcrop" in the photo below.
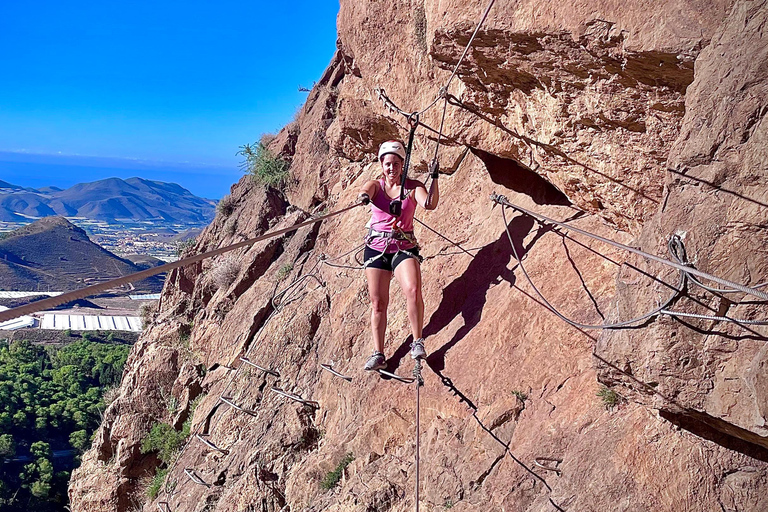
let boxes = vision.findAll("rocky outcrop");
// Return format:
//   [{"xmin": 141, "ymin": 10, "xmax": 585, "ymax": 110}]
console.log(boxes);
[
  {"xmin": 70, "ymin": 1, "xmax": 768, "ymax": 511},
  {"xmin": 597, "ymin": 0, "xmax": 768, "ymax": 450}
]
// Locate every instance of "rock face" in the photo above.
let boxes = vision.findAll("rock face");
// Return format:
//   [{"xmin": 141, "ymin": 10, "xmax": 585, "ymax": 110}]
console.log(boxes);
[{"xmin": 70, "ymin": 1, "xmax": 768, "ymax": 512}]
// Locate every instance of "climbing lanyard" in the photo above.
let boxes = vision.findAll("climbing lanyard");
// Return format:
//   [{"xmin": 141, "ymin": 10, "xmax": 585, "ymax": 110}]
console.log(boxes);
[{"xmin": 389, "ymin": 113, "xmax": 420, "ymax": 216}]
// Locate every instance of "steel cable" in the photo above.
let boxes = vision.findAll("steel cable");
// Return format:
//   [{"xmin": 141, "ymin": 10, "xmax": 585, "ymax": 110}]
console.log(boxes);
[
  {"xmin": 493, "ymin": 194, "xmax": 768, "ymax": 302},
  {"xmin": 501, "ymin": 205, "xmax": 685, "ymax": 330},
  {"xmin": 0, "ymin": 202, "xmax": 364, "ymax": 324}
]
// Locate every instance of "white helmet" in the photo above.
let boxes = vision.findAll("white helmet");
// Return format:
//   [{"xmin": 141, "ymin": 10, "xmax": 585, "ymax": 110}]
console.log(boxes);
[{"xmin": 378, "ymin": 140, "xmax": 406, "ymax": 161}]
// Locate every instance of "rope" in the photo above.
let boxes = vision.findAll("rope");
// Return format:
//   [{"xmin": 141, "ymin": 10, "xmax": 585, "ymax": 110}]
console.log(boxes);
[
  {"xmin": 375, "ymin": 0, "xmax": 497, "ymax": 189},
  {"xmin": 376, "ymin": 0, "xmax": 496, "ymax": 118},
  {"xmin": 493, "ymin": 194, "xmax": 768, "ymax": 302},
  {"xmin": 498, "ymin": 199, "xmax": 768, "ymax": 330},
  {"xmin": 443, "ymin": 0, "xmax": 497, "ymax": 92},
  {"xmin": 658, "ymin": 309, "xmax": 768, "ymax": 325},
  {"xmin": 413, "ymin": 218, "xmax": 477, "ymax": 258},
  {"xmin": 413, "ymin": 358, "xmax": 424, "ymax": 512},
  {"xmin": 0, "ymin": 202, "xmax": 363, "ymax": 324}
]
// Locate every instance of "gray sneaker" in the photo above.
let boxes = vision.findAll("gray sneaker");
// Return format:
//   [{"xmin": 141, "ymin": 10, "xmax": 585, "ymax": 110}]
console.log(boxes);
[
  {"xmin": 364, "ymin": 352, "xmax": 386, "ymax": 371},
  {"xmin": 410, "ymin": 338, "xmax": 426, "ymax": 359}
]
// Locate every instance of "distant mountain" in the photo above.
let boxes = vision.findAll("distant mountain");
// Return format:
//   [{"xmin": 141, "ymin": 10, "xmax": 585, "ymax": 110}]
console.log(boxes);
[
  {"xmin": 0, "ymin": 177, "xmax": 216, "ymax": 224},
  {"xmin": 0, "ymin": 216, "xmax": 163, "ymax": 292}
]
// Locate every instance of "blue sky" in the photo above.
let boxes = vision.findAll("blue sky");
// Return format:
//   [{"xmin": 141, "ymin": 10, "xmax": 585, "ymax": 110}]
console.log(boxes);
[{"xmin": 0, "ymin": 1, "xmax": 339, "ymax": 198}]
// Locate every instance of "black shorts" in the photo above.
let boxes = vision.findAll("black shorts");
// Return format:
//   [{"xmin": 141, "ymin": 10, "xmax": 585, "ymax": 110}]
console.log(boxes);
[{"xmin": 363, "ymin": 246, "xmax": 421, "ymax": 272}]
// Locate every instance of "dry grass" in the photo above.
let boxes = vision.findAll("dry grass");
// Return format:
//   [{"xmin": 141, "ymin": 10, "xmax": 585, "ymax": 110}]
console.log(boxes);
[
  {"xmin": 217, "ymin": 194, "xmax": 236, "ymax": 217},
  {"xmin": 210, "ymin": 255, "xmax": 241, "ymax": 290}
]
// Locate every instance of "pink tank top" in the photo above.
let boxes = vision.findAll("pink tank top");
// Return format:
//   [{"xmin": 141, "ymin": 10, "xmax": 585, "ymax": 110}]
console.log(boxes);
[{"xmin": 367, "ymin": 179, "xmax": 418, "ymax": 253}]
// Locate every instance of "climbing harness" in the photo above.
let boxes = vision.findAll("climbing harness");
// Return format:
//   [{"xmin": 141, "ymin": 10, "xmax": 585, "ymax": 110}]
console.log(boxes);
[{"xmin": 366, "ymin": 228, "xmax": 418, "ymax": 245}]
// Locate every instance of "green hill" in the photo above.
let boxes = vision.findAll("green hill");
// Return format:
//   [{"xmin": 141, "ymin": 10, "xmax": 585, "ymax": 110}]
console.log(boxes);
[{"xmin": 0, "ymin": 217, "xmax": 163, "ymax": 292}]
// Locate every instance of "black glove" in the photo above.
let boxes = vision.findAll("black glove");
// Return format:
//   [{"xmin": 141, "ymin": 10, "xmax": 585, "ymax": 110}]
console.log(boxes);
[
  {"xmin": 358, "ymin": 193, "xmax": 370, "ymax": 205},
  {"xmin": 429, "ymin": 160, "xmax": 439, "ymax": 179}
]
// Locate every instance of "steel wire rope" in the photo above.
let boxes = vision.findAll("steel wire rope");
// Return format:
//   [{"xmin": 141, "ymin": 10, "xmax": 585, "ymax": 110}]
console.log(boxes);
[
  {"xmin": 659, "ymin": 235, "xmax": 768, "ymax": 326},
  {"xmin": 666, "ymin": 235, "xmax": 768, "ymax": 295},
  {"xmin": 381, "ymin": 0, "xmax": 497, "ymax": 118},
  {"xmin": 498, "ymin": 201, "xmax": 768, "ymax": 329},
  {"xmin": 0, "ymin": 202, "xmax": 365, "ymax": 324},
  {"xmin": 319, "ymin": 243, "xmax": 366, "ymax": 270},
  {"xmin": 375, "ymin": 0, "xmax": 497, "ymax": 201},
  {"xmin": 501, "ymin": 204, "xmax": 685, "ymax": 330},
  {"xmin": 493, "ymin": 194, "xmax": 768, "ymax": 301}
]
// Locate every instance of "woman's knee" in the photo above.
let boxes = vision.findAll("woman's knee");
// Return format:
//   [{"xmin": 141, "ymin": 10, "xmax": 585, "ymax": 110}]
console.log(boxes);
[
  {"xmin": 370, "ymin": 296, "xmax": 389, "ymax": 314},
  {"xmin": 402, "ymin": 282, "xmax": 421, "ymax": 303}
]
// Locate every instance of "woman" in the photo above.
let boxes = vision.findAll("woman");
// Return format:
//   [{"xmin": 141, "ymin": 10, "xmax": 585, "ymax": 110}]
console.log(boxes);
[{"xmin": 358, "ymin": 140, "xmax": 440, "ymax": 371}]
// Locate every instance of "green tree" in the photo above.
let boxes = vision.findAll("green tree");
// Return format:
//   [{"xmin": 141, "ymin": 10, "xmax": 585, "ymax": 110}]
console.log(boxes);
[
  {"xmin": 30, "ymin": 441, "xmax": 51, "ymax": 459},
  {"xmin": 69, "ymin": 429, "xmax": 90, "ymax": 452},
  {"xmin": 30, "ymin": 480, "xmax": 50, "ymax": 499},
  {"xmin": 0, "ymin": 434, "xmax": 15, "ymax": 458}
]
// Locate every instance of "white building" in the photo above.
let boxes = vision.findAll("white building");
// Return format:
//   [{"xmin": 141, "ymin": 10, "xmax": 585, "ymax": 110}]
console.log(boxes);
[
  {"xmin": 41, "ymin": 314, "xmax": 143, "ymax": 332},
  {"xmin": 0, "ymin": 306, "xmax": 36, "ymax": 330}
]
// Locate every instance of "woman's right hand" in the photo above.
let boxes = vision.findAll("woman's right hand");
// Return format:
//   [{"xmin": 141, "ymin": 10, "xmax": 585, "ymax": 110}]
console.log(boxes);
[{"xmin": 358, "ymin": 192, "xmax": 370, "ymax": 205}]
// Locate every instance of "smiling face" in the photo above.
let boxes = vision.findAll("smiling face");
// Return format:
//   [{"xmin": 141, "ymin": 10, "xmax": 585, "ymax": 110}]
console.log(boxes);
[{"xmin": 380, "ymin": 153, "xmax": 404, "ymax": 183}]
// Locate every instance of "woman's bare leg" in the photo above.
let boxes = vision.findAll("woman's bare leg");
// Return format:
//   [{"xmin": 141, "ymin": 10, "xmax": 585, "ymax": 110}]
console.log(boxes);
[
  {"xmin": 394, "ymin": 257, "xmax": 423, "ymax": 340},
  {"xmin": 365, "ymin": 267, "xmax": 391, "ymax": 353}
]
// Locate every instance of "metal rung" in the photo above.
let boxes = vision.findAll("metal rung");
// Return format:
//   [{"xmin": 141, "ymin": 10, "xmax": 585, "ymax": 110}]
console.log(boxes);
[
  {"xmin": 157, "ymin": 502, "xmax": 171, "ymax": 512},
  {"xmin": 240, "ymin": 357, "xmax": 280, "ymax": 377},
  {"xmin": 376, "ymin": 369, "xmax": 416, "ymax": 384},
  {"xmin": 184, "ymin": 468, "xmax": 210, "ymax": 487},
  {"xmin": 195, "ymin": 433, "xmax": 229, "ymax": 455},
  {"xmin": 271, "ymin": 387, "xmax": 319, "ymax": 408},
  {"xmin": 320, "ymin": 363, "xmax": 352, "ymax": 382},
  {"xmin": 219, "ymin": 396, "xmax": 258, "ymax": 416},
  {"xmin": 533, "ymin": 457, "xmax": 562, "ymax": 475}
]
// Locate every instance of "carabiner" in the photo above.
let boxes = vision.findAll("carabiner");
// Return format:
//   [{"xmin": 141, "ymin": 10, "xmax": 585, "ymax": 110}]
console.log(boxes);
[{"xmin": 407, "ymin": 112, "xmax": 420, "ymax": 129}]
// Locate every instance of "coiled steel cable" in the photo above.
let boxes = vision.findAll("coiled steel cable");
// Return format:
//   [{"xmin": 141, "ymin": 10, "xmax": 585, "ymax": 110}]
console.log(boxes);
[
  {"xmin": 498, "ymin": 199, "xmax": 768, "ymax": 330},
  {"xmin": 667, "ymin": 234, "xmax": 768, "ymax": 294}
]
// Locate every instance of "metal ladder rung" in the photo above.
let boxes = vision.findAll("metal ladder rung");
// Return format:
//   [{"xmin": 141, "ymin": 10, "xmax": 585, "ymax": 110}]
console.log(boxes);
[
  {"xmin": 320, "ymin": 363, "xmax": 352, "ymax": 382},
  {"xmin": 240, "ymin": 357, "xmax": 280, "ymax": 377},
  {"xmin": 533, "ymin": 457, "xmax": 562, "ymax": 475},
  {"xmin": 376, "ymin": 368, "xmax": 416, "ymax": 384},
  {"xmin": 271, "ymin": 387, "xmax": 319, "ymax": 408},
  {"xmin": 195, "ymin": 433, "xmax": 229, "ymax": 455},
  {"xmin": 184, "ymin": 468, "xmax": 210, "ymax": 487},
  {"xmin": 219, "ymin": 396, "xmax": 258, "ymax": 416}
]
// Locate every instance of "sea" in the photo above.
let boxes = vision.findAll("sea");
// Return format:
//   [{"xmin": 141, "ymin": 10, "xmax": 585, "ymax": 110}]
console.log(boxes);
[{"xmin": 0, "ymin": 151, "xmax": 242, "ymax": 200}]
